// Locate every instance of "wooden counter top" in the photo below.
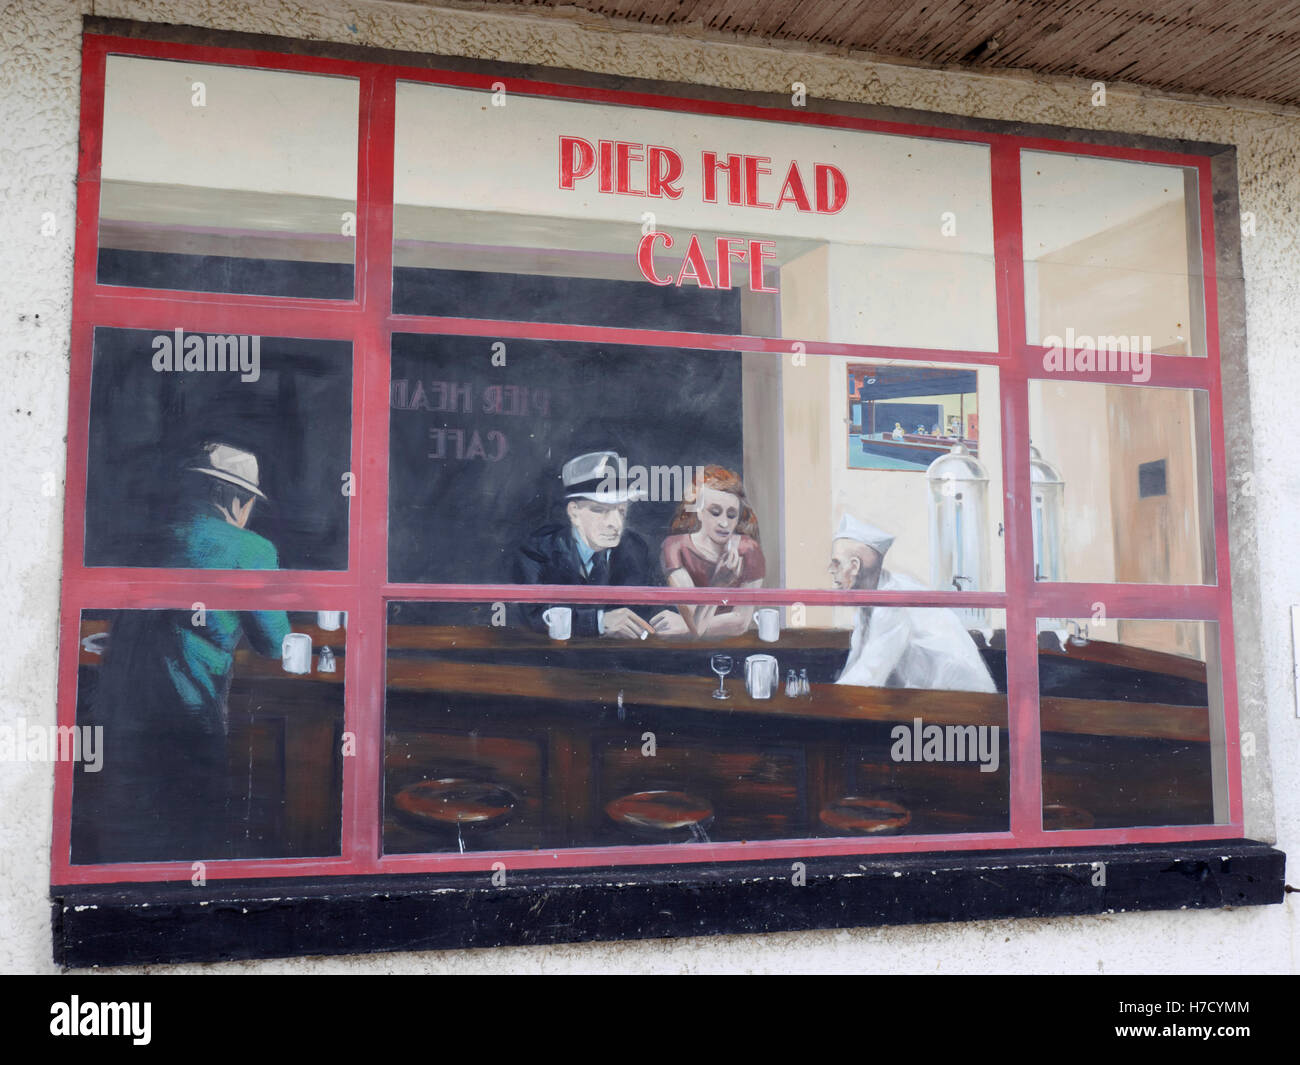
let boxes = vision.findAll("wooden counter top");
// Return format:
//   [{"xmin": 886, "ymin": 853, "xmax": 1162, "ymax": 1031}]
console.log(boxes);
[
  {"xmin": 384, "ymin": 625, "xmax": 852, "ymax": 653},
  {"xmin": 77, "ymin": 620, "xmax": 1211, "ymax": 741}
]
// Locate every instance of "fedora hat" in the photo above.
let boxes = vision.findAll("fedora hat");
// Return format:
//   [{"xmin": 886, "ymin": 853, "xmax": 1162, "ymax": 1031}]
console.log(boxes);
[
  {"xmin": 186, "ymin": 442, "xmax": 268, "ymax": 501},
  {"xmin": 562, "ymin": 450, "xmax": 644, "ymax": 504}
]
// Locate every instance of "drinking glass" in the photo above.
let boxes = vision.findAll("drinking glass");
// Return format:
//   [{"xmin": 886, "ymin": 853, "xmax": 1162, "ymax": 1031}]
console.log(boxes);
[{"xmin": 710, "ymin": 654, "xmax": 733, "ymax": 700}]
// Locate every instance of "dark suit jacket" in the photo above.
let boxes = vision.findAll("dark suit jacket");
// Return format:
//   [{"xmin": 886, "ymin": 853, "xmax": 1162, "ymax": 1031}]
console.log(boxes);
[{"xmin": 513, "ymin": 523, "xmax": 656, "ymax": 637}]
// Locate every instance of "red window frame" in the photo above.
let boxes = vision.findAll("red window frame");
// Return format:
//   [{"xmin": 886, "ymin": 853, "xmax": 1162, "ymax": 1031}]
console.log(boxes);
[{"xmin": 53, "ymin": 30, "xmax": 1242, "ymax": 887}]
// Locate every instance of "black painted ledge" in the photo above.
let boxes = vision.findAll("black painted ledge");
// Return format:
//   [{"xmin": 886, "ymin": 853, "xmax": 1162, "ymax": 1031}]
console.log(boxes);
[{"xmin": 52, "ymin": 839, "xmax": 1286, "ymax": 968}]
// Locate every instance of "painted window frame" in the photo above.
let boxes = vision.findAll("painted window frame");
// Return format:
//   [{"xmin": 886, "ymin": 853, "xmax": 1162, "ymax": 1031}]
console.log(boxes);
[{"xmin": 54, "ymin": 23, "xmax": 1246, "ymax": 896}]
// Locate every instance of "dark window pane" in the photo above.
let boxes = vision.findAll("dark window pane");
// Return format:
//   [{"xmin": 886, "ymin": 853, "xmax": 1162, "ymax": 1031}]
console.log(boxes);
[
  {"xmin": 71, "ymin": 608, "xmax": 346, "ymax": 863},
  {"xmin": 84, "ymin": 327, "xmax": 352, "ymax": 570},
  {"xmin": 1038, "ymin": 618, "xmax": 1227, "ymax": 830}
]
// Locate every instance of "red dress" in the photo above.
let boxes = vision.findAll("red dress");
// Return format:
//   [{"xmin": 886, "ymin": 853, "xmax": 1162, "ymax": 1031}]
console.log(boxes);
[{"xmin": 661, "ymin": 534, "xmax": 765, "ymax": 614}]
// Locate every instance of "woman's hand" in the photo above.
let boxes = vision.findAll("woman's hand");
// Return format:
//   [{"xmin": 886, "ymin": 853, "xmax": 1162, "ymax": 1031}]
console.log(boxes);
[{"xmin": 710, "ymin": 536, "xmax": 743, "ymax": 585}]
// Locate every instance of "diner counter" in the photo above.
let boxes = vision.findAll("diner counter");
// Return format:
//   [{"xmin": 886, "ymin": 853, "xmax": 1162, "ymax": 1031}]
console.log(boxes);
[
  {"xmin": 78, "ymin": 620, "xmax": 1213, "ymax": 742},
  {"xmin": 73, "ymin": 618, "xmax": 1217, "ymax": 851}
]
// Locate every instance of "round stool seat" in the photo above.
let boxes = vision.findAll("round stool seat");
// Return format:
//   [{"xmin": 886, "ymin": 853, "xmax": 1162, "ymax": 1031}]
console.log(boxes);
[
  {"xmin": 819, "ymin": 797, "xmax": 911, "ymax": 835},
  {"xmin": 394, "ymin": 778, "xmax": 517, "ymax": 832},
  {"xmin": 1042, "ymin": 803, "xmax": 1094, "ymax": 830},
  {"xmin": 605, "ymin": 790, "xmax": 714, "ymax": 841}
]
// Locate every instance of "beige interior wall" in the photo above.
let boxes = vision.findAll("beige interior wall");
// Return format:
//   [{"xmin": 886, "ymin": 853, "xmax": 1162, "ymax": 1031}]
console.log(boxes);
[
  {"xmin": 741, "ymin": 350, "xmax": 784, "ymax": 584},
  {"xmin": 975, "ymin": 365, "xmax": 1005, "ymax": 593},
  {"xmin": 1032, "ymin": 198, "xmax": 1209, "ymax": 655},
  {"xmin": 739, "ymin": 288, "xmax": 785, "ymax": 584},
  {"xmin": 1108, "ymin": 384, "xmax": 1208, "ymax": 658},
  {"xmin": 775, "ymin": 245, "xmax": 834, "ymax": 626},
  {"xmin": 1031, "ymin": 199, "xmax": 1196, "ymax": 589},
  {"xmin": 1034, "ymin": 200, "xmax": 1194, "ymax": 353},
  {"xmin": 1029, "ymin": 380, "xmax": 1117, "ymax": 583},
  {"xmin": 1107, "ymin": 385, "xmax": 1206, "ymax": 586},
  {"xmin": 821, "ymin": 243, "xmax": 998, "ymax": 351},
  {"xmin": 772, "ymin": 240, "xmax": 1007, "ymax": 627}
]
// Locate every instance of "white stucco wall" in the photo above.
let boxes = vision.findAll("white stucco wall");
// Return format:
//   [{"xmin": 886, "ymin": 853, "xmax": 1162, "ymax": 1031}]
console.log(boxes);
[{"xmin": 1, "ymin": 0, "xmax": 1295, "ymax": 973}]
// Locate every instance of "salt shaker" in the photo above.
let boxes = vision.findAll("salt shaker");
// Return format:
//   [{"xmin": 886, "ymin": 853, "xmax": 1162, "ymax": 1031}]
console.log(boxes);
[
  {"xmin": 798, "ymin": 668, "xmax": 810, "ymax": 696},
  {"xmin": 317, "ymin": 645, "xmax": 336, "ymax": 674},
  {"xmin": 785, "ymin": 669, "xmax": 799, "ymax": 698}
]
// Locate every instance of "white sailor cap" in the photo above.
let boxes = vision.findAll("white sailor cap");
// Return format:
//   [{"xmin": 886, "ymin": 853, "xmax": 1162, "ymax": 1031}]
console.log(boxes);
[
  {"xmin": 833, "ymin": 512, "xmax": 894, "ymax": 556},
  {"xmin": 562, "ymin": 450, "xmax": 646, "ymax": 504}
]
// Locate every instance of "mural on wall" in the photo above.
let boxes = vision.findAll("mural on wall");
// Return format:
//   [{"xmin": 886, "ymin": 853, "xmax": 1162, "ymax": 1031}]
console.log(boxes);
[
  {"xmin": 66, "ymin": 57, "xmax": 1225, "ymax": 874},
  {"xmin": 68, "ymin": 319, "xmax": 1223, "ymax": 865}
]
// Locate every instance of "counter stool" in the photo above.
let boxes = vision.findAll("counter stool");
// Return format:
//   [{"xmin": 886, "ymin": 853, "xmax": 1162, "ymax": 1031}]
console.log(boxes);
[
  {"xmin": 394, "ymin": 778, "xmax": 517, "ymax": 853},
  {"xmin": 605, "ymin": 790, "xmax": 714, "ymax": 843},
  {"xmin": 819, "ymin": 797, "xmax": 911, "ymax": 834}
]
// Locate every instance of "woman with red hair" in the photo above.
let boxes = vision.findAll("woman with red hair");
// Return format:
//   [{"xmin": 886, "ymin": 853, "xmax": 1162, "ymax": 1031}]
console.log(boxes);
[{"xmin": 661, "ymin": 465, "xmax": 766, "ymax": 637}]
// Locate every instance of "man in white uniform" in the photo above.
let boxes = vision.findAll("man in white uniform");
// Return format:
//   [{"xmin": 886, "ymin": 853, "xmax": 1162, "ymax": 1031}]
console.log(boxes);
[{"xmin": 828, "ymin": 513, "xmax": 996, "ymax": 692}]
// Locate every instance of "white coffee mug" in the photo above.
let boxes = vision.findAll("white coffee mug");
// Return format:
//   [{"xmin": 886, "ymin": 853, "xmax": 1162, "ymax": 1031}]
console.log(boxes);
[
  {"xmin": 745, "ymin": 654, "xmax": 779, "ymax": 699},
  {"xmin": 755, "ymin": 608, "xmax": 781, "ymax": 642},
  {"xmin": 282, "ymin": 632, "xmax": 313, "ymax": 674},
  {"xmin": 317, "ymin": 610, "xmax": 342, "ymax": 631},
  {"xmin": 542, "ymin": 607, "xmax": 572, "ymax": 640}
]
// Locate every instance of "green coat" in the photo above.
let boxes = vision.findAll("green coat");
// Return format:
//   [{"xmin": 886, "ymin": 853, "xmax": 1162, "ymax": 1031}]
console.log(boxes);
[
  {"xmin": 151, "ymin": 508, "xmax": 292, "ymax": 716},
  {"xmin": 78, "ymin": 507, "xmax": 292, "ymax": 861},
  {"xmin": 95, "ymin": 507, "xmax": 290, "ymax": 729}
]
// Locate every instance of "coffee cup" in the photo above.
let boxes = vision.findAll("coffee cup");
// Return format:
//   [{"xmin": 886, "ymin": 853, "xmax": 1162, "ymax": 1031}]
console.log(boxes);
[
  {"xmin": 282, "ymin": 632, "xmax": 313, "ymax": 674},
  {"xmin": 317, "ymin": 610, "xmax": 343, "ymax": 631},
  {"xmin": 542, "ymin": 607, "xmax": 572, "ymax": 640},
  {"xmin": 755, "ymin": 608, "xmax": 780, "ymax": 642}
]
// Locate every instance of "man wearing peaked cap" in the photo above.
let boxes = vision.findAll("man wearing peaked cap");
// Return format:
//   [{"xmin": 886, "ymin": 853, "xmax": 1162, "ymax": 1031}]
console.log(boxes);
[
  {"xmin": 833, "ymin": 512, "xmax": 895, "ymax": 557},
  {"xmin": 513, "ymin": 451, "xmax": 687, "ymax": 638},
  {"xmin": 559, "ymin": 450, "xmax": 646, "ymax": 505},
  {"xmin": 829, "ymin": 511, "xmax": 996, "ymax": 692}
]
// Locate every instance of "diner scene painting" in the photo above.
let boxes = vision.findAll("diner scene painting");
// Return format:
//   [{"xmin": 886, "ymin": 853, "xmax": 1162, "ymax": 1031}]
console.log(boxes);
[
  {"xmin": 381, "ymin": 334, "xmax": 1221, "ymax": 856},
  {"xmin": 65, "ymin": 319, "xmax": 1224, "ymax": 865},
  {"xmin": 62, "ymin": 61, "xmax": 1223, "ymax": 870}
]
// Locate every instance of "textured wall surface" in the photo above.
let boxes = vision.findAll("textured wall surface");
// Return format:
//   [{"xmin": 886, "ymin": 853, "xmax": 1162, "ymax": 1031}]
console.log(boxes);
[{"xmin": 1, "ymin": 0, "xmax": 1296, "ymax": 973}]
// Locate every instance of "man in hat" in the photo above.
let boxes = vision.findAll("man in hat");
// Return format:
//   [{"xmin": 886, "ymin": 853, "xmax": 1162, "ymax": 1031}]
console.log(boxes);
[
  {"xmin": 828, "ymin": 512, "xmax": 996, "ymax": 692},
  {"xmin": 513, "ymin": 451, "xmax": 687, "ymax": 638},
  {"xmin": 77, "ymin": 443, "xmax": 294, "ymax": 862}
]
